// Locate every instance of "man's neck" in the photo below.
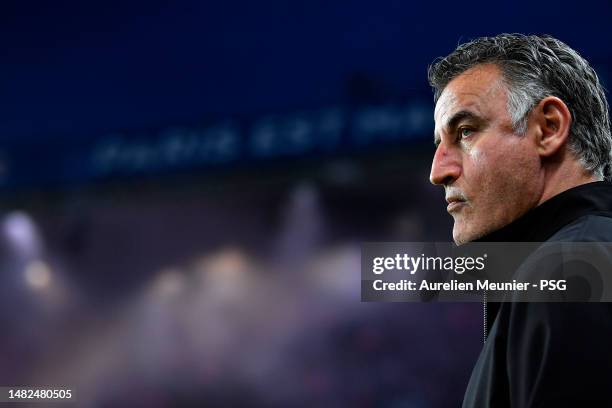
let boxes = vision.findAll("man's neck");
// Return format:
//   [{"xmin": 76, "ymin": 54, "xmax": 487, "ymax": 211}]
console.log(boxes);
[{"xmin": 537, "ymin": 162, "xmax": 601, "ymax": 206}]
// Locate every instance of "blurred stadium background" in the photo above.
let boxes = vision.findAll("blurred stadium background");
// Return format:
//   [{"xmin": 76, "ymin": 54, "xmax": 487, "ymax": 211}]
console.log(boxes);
[{"xmin": 0, "ymin": 1, "xmax": 610, "ymax": 407}]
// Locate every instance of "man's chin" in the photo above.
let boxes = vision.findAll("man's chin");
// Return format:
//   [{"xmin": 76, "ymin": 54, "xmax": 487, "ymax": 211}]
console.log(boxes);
[
  {"xmin": 452, "ymin": 233, "xmax": 471, "ymax": 246},
  {"xmin": 452, "ymin": 224, "xmax": 488, "ymax": 245}
]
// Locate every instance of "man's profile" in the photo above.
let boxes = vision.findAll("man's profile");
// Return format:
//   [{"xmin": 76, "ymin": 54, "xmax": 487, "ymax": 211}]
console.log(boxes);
[{"xmin": 428, "ymin": 34, "xmax": 612, "ymax": 407}]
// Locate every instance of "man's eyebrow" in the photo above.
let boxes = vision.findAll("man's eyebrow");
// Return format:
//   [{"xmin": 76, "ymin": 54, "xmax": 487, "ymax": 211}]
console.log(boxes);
[
  {"xmin": 446, "ymin": 110, "xmax": 482, "ymax": 131},
  {"xmin": 434, "ymin": 110, "xmax": 483, "ymax": 147}
]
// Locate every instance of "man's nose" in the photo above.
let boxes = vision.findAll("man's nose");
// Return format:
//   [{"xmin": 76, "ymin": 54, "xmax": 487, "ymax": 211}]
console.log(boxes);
[{"xmin": 430, "ymin": 143, "xmax": 461, "ymax": 186}]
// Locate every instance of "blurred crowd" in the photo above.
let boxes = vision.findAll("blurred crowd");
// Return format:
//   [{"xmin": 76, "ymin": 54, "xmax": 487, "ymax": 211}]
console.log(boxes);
[{"xmin": 0, "ymin": 159, "xmax": 482, "ymax": 407}]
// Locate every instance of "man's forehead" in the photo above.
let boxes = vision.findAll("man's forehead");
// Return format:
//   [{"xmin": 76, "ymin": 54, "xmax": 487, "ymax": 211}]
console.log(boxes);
[
  {"xmin": 434, "ymin": 64, "xmax": 505, "ymax": 125},
  {"xmin": 434, "ymin": 93, "xmax": 482, "ymax": 127}
]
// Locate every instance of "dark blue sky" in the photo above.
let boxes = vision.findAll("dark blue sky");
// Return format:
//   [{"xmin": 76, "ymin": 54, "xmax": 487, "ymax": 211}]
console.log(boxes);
[{"xmin": 1, "ymin": 0, "xmax": 611, "ymax": 141}]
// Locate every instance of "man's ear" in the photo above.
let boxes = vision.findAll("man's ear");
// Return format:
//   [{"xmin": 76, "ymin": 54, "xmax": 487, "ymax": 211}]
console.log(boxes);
[{"xmin": 532, "ymin": 96, "xmax": 572, "ymax": 157}]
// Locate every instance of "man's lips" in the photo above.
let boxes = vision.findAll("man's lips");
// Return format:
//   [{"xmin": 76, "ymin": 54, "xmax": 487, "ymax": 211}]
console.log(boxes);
[{"xmin": 446, "ymin": 197, "xmax": 467, "ymax": 212}]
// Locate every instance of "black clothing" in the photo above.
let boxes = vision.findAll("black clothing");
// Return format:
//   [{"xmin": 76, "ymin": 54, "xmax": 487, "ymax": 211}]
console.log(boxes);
[{"xmin": 463, "ymin": 181, "xmax": 612, "ymax": 408}]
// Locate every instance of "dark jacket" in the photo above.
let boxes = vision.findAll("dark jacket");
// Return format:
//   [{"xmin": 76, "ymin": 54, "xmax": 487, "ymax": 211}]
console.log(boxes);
[{"xmin": 463, "ymin": 181, "xmax": 612, "ymax": 408}]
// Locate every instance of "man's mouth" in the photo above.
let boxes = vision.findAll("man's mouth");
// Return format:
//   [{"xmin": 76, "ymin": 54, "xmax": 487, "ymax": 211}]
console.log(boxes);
[{"xmin": 446, "ymin": 197, "xmax": 467, "ymax": 212}]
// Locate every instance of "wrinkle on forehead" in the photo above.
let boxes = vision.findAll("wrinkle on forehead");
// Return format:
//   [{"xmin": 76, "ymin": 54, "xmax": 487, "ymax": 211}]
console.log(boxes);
[{"xmin": 434, "ymin": 65, "xmax": 509, "ymax": 131}]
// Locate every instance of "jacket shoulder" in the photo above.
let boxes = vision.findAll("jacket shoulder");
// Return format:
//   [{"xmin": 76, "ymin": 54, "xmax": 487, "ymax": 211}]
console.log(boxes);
[{"xmin": 548, "ymin": 214, "xmax": 612, "ymax": 242}]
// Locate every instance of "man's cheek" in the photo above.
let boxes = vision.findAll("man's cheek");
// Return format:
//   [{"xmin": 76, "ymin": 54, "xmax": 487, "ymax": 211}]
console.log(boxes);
[
  {"xmin": 463, "ymin": 147, "xmax": 489, "ymax": 185},
  {"xmin": 468, "ymin": 147, "xmax": 492, "ymax": 174},
  {"xmin": 468, "ymin": 145, "xmax": 483, "ymax": 161}
]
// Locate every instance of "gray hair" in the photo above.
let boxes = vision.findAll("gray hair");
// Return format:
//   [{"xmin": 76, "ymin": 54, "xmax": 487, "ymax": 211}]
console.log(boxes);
[{"xmin": 428, "ymin": 34, "xmax": 612, "ymax": 181}]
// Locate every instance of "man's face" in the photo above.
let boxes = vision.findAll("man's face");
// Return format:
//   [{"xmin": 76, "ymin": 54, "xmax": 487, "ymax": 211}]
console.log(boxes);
[{"xmin": 430, "ymin": 64, "xmax": 542, "ymax": 244}]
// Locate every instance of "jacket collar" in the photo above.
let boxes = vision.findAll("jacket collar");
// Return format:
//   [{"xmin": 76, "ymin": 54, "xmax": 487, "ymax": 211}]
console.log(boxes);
[{"xmin": 476, "ymin": 181, "xmax": 612, "ymax": 242}]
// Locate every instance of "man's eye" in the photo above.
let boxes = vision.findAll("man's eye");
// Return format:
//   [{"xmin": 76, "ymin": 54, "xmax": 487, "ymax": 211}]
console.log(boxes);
[{"xmin": 459, "ymin": 128, "xmax": 474, "ymax": 139}]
